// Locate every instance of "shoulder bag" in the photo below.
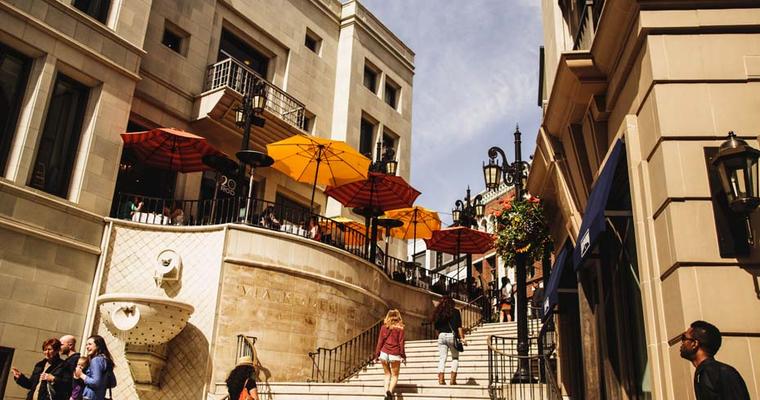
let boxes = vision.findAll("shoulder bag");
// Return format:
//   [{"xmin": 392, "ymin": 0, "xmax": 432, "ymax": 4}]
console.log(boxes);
[
  {"xmin": 447, "ymin": 320, "xmax": 464, "ymax": 352},
  {"xmin": 239, "ymin": 378, "xmax": 252, "ymax": 400}
]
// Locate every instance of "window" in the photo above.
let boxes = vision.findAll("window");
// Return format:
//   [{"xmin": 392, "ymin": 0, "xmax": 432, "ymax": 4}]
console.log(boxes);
[
  {"xmin": 162, "ymin": 21, "xmax": 189, "ymax": 56},
  {"xmin": 162, "ymin": 30, "xmax": 182, "ymax": 53},
  {"xmin": 359, "ymin": 118, "xmax": 375, "ymax": 157},
  {"xmin": 30, "ymin": 73, "xmax": 89, "ymax": 197},
  {"xmin": 73, "ymin": 0, "xmax": 111, "ymax": 24},
  {"xmin": 384, "ymin": 79, "xmax": 399, "ymax": 109},
  {"xmin": 218, "ymin": 29, "xmax": 269, "ymax": 78},
  {"xmin": 363, "ymin": 62, "xmax": 378, "ymax": 93},
  {"xmin": 0, "ymin": 44, "xmax": 31, "ymax": 176},
  {"xmin": 304, "ymin": 29, "xmax": 321, "ymax": 55},
  {"xmin": 300, "ymin": 111, "xmax": 314, "ymax": 133},
  {"xmin": 0, "ymin": 347, "xmax": 14, "ymax": 398}
]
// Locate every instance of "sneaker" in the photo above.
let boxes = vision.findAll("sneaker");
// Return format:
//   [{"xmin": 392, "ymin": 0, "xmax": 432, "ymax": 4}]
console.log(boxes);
[{"xmin": 385, "ymin": 390, "xmax": 392, "ymax": 400}]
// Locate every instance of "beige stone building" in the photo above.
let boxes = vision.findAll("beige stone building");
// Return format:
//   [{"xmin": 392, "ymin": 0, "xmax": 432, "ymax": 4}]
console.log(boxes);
[
  {"xmin": 0, "ymin": 1, "xmax": 431, "ymax": 399},
  {"xmin": 533, "ymin": 0, "xmax": 760, "ymax": 398}
]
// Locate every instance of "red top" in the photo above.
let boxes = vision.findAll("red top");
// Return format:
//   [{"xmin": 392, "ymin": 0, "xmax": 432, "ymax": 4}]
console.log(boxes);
[{"xmin": 375, "ymin": 325, "xmax": 406, "ymax": 359}]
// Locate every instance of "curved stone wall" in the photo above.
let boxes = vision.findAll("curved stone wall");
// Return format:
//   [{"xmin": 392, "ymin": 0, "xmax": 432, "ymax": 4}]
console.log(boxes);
[{"xmin": 92, "ymin": 220, "xmax": 472, "ymax": 399}]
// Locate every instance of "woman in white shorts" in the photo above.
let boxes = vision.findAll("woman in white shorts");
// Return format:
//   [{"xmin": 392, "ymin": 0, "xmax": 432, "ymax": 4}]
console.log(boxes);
[{"xmin": 374, "ymin": 309, "xmax": 406, "ymax": 400}]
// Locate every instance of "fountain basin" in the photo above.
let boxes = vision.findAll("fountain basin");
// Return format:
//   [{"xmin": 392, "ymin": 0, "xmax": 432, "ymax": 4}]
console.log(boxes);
[
  {"xmin": 97, "ymin": 294, "xmax": 195, "ymax": 390},
  {"xmin": 98, "ymin": 293, "xmax": 194, "ymax": 346}
]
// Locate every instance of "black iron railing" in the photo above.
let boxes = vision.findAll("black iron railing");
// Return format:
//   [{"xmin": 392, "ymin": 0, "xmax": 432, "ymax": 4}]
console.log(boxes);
[
  {"xmin": 308, "ymin": 319, "xmax": 383, "ymax": 383},
  {"xmin": 206, "ymin": 56, "xmax": 305, "ymax": 129},
  {"xmin": 112, "ymin": 192, "xmax": 470, "ymax": 300},
  {"xmin": 486, "ymin": 333, "xmax": 560, "ymax": 400},
  {"xmin": 572, "ymin": 0, "xmax": 605, "ymax": 50}
]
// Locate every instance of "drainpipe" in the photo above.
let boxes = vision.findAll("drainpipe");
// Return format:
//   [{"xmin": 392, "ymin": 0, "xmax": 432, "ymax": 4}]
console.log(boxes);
[{"xmin": 80, "ymin": 220, "xmax": 114, "ymax": 353}]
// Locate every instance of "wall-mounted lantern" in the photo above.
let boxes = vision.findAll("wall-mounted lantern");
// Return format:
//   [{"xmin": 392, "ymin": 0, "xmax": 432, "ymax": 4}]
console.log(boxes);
[{"xmin": 710, "ymin": 131, "xmax": 760, "ymax": 247}]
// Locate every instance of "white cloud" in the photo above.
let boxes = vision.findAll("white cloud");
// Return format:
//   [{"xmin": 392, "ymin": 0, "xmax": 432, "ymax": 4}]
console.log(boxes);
[{"xmin": 358, "ymin": 0, "xmax": 543, "ymax": 216}]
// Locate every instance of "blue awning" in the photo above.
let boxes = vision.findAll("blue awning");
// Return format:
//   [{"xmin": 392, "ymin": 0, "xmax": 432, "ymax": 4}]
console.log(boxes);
[
  {"xmin": 542, "ymin": 240, "xmax": 572, "ymax": 323},
  {"xmin": 573, "ymin": 140, "xmax": 625, "ymax": 269}
]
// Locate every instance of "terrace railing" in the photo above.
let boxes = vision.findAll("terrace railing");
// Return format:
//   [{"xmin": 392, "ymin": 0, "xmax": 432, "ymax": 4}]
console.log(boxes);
[
  {"xmin": 205, "ymin": 56, "xmax": 305, "ymax": 130},
  {"xmin": 112, "ymin": 192, "xmax": 469, "ymax": 300}
]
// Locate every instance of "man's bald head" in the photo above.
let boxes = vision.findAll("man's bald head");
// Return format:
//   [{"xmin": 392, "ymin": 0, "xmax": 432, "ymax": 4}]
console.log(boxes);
[{"xmin": 60, "ymin": 335, "xmax": 77, "ymax": 356}]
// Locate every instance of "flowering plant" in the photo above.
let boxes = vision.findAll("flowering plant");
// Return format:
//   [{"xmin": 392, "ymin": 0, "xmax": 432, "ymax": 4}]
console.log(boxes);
[{"xmin": 492, "ymin": 194, "xmax": 552, "ymax": 267}]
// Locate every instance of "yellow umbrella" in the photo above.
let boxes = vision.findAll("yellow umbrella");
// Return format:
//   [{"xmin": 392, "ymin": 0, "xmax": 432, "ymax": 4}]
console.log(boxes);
[
  {"xmin": 267, "ymin": 135, "xmax": 370, "ymax": 209},
  {"xmin": 384, "ymin": 206, "xmax": 441, "ymax": 257}
]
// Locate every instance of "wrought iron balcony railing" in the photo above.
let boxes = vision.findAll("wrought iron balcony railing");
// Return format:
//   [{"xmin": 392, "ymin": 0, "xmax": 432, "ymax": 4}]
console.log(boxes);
[
  {"xmin": 205, "ymin": 57, "xmax": 305, "ymax": 130},
  {"xmin": 571, "ymin": 0, "xmax": 606, "ymax": 51}
]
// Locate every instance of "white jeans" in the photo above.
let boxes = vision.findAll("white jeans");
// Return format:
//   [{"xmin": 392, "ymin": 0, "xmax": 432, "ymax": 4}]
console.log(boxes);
[{"xmin": 437, "ymin": 332, "xmax": 460, "ymax": 373}]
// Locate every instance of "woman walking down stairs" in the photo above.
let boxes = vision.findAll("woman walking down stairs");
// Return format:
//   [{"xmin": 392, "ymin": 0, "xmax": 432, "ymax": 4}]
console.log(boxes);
[{"xmin": 253, "ymin": 321, "xmax": 544, "ymax": 399}]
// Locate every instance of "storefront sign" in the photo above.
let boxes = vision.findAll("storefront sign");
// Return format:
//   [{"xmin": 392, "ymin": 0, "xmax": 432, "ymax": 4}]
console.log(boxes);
[{"xmin": 218, "ymin": 175, "xmax": 237, "ymax": 196}]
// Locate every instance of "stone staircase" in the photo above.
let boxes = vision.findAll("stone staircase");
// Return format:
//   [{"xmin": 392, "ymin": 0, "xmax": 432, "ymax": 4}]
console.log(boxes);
[{"xmin": 254, "ymin": 321, "xmax": 544, "ymax": 400}]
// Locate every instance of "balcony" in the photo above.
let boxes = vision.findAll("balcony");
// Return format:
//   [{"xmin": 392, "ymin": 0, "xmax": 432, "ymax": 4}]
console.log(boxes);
[
  {"xmin": 110, "ymin": 191, "xmax": 471, "ymax": 302},
  {"xmin": 193, "ymin": 57, "xmax": 306, "ymax": 152}
]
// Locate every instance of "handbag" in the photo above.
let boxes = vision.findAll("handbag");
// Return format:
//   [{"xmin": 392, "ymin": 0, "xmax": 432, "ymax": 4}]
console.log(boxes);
[
  {"xmin": 239, "ymin": 379, "xmax": 253, "ymax": 400},
  {"xmin": 447, "ymin": 320, "xmax": 464, "ymax": 352}
]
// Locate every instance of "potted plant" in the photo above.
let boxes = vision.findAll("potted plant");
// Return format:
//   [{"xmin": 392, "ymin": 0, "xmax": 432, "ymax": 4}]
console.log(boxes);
[{"xmin": 492, "ymin": 194, "xmax": 552, "ymax": 267}]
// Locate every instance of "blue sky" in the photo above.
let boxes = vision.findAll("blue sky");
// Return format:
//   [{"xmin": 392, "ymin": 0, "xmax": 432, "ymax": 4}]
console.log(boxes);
[{"xmin": 359, "ymin": 0, "xmax": 544, "ymax": 225}]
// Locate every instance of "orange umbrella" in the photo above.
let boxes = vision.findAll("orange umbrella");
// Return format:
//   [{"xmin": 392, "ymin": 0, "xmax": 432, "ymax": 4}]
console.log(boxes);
[{"xmin": 121, "ymin": 128, "xmax": 223, "ymax": 172}]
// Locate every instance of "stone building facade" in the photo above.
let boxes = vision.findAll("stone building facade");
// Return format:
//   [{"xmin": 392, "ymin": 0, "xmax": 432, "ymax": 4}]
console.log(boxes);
[
  {"xmin": 0, "ymin": 1, "xmax": 417, "ymax": 399},
  {"xmin": 533, "ymin": 0, "xmax": 760, "ymax": 398}
]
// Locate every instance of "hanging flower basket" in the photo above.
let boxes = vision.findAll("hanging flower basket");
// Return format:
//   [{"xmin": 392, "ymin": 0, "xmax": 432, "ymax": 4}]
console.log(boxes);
[{"xmin": 492, "ymin": 194, "xmax": 552, "ymax": 267}]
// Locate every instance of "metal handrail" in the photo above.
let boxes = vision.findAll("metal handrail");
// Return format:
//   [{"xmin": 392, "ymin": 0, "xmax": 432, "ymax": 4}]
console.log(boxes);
[
  {"xmin": 205, "ymin": 57, "xmax": 305, "ymax": 129},
  {"xmin": 308, "ymin": 318, "xmax": 383, "ymax": 382},
  {"xmin": 486, "ymin": 334, "xmax": 561, "ymax": 400}
]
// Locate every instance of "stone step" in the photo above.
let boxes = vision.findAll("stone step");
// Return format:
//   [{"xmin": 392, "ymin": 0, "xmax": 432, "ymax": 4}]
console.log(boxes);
[
  {"xmin": 257, "ymin": 382, "xmax": 546, "ymax": 400},
  {"xmin": 261, "ymin": 382, "xmax": 491, "ymax": 397}
]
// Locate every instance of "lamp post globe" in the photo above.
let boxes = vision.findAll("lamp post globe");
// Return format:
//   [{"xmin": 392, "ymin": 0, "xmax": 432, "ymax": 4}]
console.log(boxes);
[
  {"xmin": 475, "ymin": 202, "xmax": 485, "ymax": 219},
  {"xmin": 483, "ymin": 158, "xmax": 502, "ymax": 190},
  {"xmin": 452, "ymin": 207, "xmax": 461, "ymax": 225},
  {"xmin": 385, "ymin": 158, "xmax": 398, "ymax": 176}
]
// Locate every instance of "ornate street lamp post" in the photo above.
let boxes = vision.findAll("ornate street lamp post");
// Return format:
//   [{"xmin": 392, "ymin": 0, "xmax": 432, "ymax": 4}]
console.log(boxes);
[
  {"xmin": 452, "ymin": 186, "xmax": 484, "ymax": 229},
  {"xmin": 451, "ymin": 186, "xmax": 484, "ymax": 283},
  {"xmin": 366, "ymin": 141, "xmax": 399, "ymax": 261},
  {"xmin": 235, "ymin": 79, "xmax": 273, "ymax": 223},
  {"xmin": 482, "ymin": 125, "xmax": 533, "ymax": 383}
]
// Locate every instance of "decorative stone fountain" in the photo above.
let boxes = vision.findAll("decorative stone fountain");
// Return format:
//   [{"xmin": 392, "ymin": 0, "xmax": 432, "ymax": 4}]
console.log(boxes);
[{"xmin": 98, "ymin": 293, "xmax": 195, "ymax": 391}]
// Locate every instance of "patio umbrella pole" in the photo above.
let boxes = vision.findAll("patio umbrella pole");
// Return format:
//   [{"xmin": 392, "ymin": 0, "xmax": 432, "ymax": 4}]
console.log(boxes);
[
  {"xmin": 210, "ymin": 171, "xmax": 220, "ymax": 221},
  {"xmin": 412, "ymin": 208, "xmax": 418, "ymax": 260},
  {"xmin": 244, "ymin": 165, "xmax": 256, "ymax": 224},
  {"xmin": 456, "ymin": 230, "xmax": 462, "ymax": 285},
  {"xmin": 309, "ymin": 146, "xmax": 324, "ymax": 211}
]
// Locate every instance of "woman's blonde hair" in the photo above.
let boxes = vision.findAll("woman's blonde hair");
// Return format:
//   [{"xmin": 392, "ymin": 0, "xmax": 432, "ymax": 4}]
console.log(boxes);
[{"xmin": 384, "ymin": 309, "xmax": 404, "ymax": 329}]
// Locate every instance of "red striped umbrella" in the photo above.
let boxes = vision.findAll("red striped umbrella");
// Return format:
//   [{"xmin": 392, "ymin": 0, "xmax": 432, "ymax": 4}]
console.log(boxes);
[
  {"xmin": 324, "ymin": 172, "xmax": 421, "ymax": 212},
  {"xmin": 121, "ymin": 128, "xmax": 224, "ymax": 173},
  {"xmin": 424, "ymin": 226, "xmax": 494, "ymax": 255}
]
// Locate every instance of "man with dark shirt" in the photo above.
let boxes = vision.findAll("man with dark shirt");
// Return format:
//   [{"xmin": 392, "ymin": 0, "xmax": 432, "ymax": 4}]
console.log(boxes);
[
  {"xmin": 679, "ymin": 320, "xmax": 750, "ymax": 400},
  {"xmin": 60, "ymin": 335, "xmax": 80, "ymax": 371}
]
